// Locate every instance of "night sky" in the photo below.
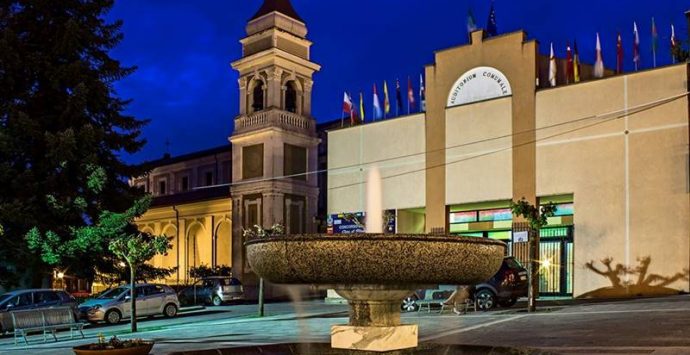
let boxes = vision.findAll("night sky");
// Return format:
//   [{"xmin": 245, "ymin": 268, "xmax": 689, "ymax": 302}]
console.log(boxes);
[{"xmin": 108, "ymin": 0, "xmax": 690, "ymax": 163}]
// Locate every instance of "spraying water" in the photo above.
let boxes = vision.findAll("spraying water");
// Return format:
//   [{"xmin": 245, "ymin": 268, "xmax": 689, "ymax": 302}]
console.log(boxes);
[{"xmin": 366, "ymin": 166, "xmax": 383, "ymax": 234}]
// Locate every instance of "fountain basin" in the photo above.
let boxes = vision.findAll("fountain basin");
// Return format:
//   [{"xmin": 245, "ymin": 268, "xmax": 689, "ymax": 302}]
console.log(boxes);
[
  {"xmin": 245, "ymin": 234, "xmax": 506, "ymax": 352},
  {"xmin": 245, "ymin": 234, "xmax": 506, "ymax": 286}
]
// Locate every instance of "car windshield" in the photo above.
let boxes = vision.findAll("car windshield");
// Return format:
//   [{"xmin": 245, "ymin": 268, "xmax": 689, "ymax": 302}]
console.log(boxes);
[
  {"xmin": 97, "ymin": 287, "xmax": 129, "ymax": 299},
  {"xmin": 505, "ymin": 258, "xmax": 524, "ymax": 269}
]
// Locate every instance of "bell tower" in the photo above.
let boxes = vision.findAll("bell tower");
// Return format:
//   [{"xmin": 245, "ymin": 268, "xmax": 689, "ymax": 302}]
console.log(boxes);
[{"xmin": 230, "ymin": 0, "xmax": 321, "ymax": 295}]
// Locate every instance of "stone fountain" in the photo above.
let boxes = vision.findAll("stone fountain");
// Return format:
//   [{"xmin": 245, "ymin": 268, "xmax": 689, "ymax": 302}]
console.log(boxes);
[{"xmin": 245, "ymin": 167, "xmax": 506, "ymax": 352}]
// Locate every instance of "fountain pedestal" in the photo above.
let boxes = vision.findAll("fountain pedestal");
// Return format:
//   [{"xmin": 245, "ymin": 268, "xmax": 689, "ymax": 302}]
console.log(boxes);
[{"xmin": 329, "ymin": 285, "xmax": 430, "ymax": 352}]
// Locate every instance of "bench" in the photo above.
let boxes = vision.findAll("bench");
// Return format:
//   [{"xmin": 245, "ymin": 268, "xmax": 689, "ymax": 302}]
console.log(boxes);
[
  {"xmin": 11, "ymin": 307, "xmax": 84, "ymax": 345},
  {"xmin": 417, "ymin": 289, "xmax": 453, "ymax": 313},
  {"xmin": 439, "ymin": 298, "xmax": 477, "ymax": 314}
]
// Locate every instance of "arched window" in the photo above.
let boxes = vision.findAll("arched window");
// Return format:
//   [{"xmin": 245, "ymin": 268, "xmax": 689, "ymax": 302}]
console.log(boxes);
[
  {"xmin": 252, "ymin": 81, "xmax": 264, "ymax": 112},
  {"xmin": 285, "ymin": 81, "xmax": 297, "ymax": 113}
]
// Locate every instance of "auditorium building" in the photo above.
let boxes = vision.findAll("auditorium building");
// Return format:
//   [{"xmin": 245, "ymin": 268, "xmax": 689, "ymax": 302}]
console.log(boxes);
[{"xmin": 134, "ymin": 0, "xmax": 689, "ymax": 299}]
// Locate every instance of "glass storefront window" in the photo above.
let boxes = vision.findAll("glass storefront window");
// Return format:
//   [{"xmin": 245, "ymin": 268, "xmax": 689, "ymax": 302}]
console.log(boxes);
[
  {"xmin": 478, "ymin": 208, "xmax": 512, "ymax": 222},
  {"xmin": 449, "ymin": 211, "xmax": 477, "ymax": 223}
]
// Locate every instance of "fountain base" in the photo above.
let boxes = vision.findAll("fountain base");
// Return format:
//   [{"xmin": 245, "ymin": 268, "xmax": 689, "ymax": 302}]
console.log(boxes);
[
  {"xmin": 327, "ymin": 285, "xmax": 431, "ymax": 352},
  {"xmin": 331, "ymin": 324, "xmax": 418, "ymax": 352}
]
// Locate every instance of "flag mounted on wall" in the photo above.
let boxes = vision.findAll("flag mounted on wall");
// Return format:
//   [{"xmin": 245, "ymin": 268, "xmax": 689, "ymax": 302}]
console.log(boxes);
[
  {"xmin": 419, "ymin": 74, "xmax": 426, "ymax": 112},
  {"xmin": 616, "ymin": 33, "xmax": 623, "ymax": 74},
  {"xmin": 407, "ymin": 77, "xmax": 415, "ymax": 114},
  {"xmin": 633, "ymin": 21, "xmax": 640, "ymax": 71},
  {"xmin": 566, "ymin": 43, "xmax": 573, "ymax": 84},
  {"xmin": 594, "ymin": 33, "xmax": 604, "ymax": 78},
  {"xmin": 486, "ymin": 1, "xmax": 497, "ymax": 37},
  {"xmin": 396, "ymin": 79, "xmax": 403, "ymax": 116},
  {"xmin": 548, "ymin": 42, "xmax": 557, "ymax": 87},
  {"xmin": 342, "ymin": 92, "xmax": 353, "ymax": 127},
  {"xmin": 359, "ymin": 92, "xmax": 365, "ymax": 123},
  {"xmin": 651, "ymin": 17, "xmax": 658, "ymax": 68},
  {"xmin": 372, "ymin": 84, "xmax": 383, "ymax": 120},
  {"xmin": 383, "ymin": 81, "xmax": 391, "ymax": 117},
  {"xmin": 573, "ymin": 40, "xmax": 581, "ymax": 83},
  {"xmin": 467, "ymin": 8, "xmax": 477, "ymax": 40}
]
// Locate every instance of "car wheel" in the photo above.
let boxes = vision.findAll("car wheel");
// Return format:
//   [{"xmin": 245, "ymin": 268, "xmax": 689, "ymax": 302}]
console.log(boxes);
[
  {"xmin": 400, "ymin": 296, "xmax": 419, "ymax": 312},
  {"xmin": 475, "ymin": 289, "xmax": 496, "ymax": 311},
  {"xmin": 212, "ymin": 295, "xmax": 223, "ymax": 306},
  {"xmin": 163, "ymin": 303, "xmax": 178, "ymax": 318},
  {"xmin": 104, "ymin": 309, "xmax": 122, "ymax": 325},
  {"xmin": 498, "ymin": 297, "xmax": 518, "ymax": 308}
]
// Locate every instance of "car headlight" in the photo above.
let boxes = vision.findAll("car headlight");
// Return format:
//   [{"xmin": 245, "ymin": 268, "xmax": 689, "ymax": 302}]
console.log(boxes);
[{"xmin": 88, "ymin": 305, "xmax": 102, "ymax": 313}]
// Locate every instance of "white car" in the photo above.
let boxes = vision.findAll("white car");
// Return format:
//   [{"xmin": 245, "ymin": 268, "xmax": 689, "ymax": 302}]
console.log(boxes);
[{"xmin": 79, "ymin": 284, "xmax": 179, "ymax": 324}]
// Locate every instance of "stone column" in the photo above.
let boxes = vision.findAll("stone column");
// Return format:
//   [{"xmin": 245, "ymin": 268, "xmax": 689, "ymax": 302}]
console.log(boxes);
[
  {"xmin": 303, "ymin": 79, "xmax": 313, "ymax": 116},
  {"xmin": 238, "ymin": 77, "xmax": 248, "ymax": 115}
]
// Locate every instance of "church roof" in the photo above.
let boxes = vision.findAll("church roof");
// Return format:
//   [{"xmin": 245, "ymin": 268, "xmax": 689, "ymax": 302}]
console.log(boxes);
[{"xmin": 250, "ymin": 0, "xmax": 304, "ymax": 22}]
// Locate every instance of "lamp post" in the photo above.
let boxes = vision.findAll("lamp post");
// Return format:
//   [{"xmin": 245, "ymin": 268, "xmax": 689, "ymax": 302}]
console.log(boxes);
[{"xmin": 57, "ymin": 271, "xmax": 65, "ymax": 290}]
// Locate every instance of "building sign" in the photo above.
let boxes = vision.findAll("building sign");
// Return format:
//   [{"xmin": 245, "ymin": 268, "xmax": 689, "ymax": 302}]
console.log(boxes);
[
  {"xmin": 447, "ymin": 66, "xmax": 512, "ymax": 107},
  {"xmin": 327, "ymin": 210, "xmax": 397, "ymax": 234}
]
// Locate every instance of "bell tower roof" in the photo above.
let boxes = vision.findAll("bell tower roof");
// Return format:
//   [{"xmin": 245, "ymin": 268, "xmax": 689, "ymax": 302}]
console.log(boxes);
[{"xmin": 250, "ymin": 0, "xmax": 303, "ymax": 23}]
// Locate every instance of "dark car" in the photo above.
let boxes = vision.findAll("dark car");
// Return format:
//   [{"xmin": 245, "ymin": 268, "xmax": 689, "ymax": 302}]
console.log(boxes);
[
  {"xmin": 401, "ymin": 256, "xmax": 528, "ymax": 312},
  {"xmin": 0, "ymin": 289, "xmax": 78, "ymax": 333},
  {"xmin": 178, "ymin": 276, "xmax": 244, "ymax": 306}
]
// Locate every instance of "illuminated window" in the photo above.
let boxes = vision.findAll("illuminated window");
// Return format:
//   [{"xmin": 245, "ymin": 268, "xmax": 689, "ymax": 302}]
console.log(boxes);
[{"xmin": 478, "ymin": 208, "xmax": 512, "ymax": 222}]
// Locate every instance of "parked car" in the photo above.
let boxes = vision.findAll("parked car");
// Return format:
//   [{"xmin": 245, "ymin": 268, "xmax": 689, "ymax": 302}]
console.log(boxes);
[
  {"xmin": 178, "ymin": 276, "xmax": 244, "ymax": 306},
  {"xmin": 78, "ymin": 283, "xmax": 179, "ymax": 324},
  {"xmin": 0, "ymin": 289, "xmax": 78, "ymax": 333},
  {"xmin": 401, "ymin": 256, "xmax": 528, "ymax": 312}
]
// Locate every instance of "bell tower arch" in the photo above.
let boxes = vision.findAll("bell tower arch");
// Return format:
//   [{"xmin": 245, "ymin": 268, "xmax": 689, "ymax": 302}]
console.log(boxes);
[{"xmin": 230, "ymin": 0, "xmax": 321, "ymax": 294}]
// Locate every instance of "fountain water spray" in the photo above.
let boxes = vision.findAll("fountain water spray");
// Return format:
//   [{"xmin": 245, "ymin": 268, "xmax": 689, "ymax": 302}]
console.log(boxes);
[{"xmin": 365, "ymin": 166, "xmax": 382, "ymax": 234}]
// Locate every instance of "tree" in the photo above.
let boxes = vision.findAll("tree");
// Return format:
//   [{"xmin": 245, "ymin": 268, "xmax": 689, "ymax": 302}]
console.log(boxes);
[
  {"xmin": 28, "ymin": 195, "xmax": 171, "ymax": 333},
  {"xmin": 0, "ymin": 0, "xmax": 147, "ymax": 287},
  {"xmin": 109, "ymin": 230, "xmax": 170, "ymax": 333},
  {"xmin": 510, "ymin": 198, "xmax": 557, "ymax": 312}
]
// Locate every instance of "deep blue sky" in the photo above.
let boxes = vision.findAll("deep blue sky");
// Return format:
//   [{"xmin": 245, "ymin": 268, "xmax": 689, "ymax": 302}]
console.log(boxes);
[{"xmin": 108, "ymin": 0, "xmax": 690, "ymax": 163}]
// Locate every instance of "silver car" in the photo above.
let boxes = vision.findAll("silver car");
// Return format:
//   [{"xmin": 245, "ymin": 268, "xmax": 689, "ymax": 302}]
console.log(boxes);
[{"xmin": 78, "ymin": 284, "xmax": 179, "ymax": 324}]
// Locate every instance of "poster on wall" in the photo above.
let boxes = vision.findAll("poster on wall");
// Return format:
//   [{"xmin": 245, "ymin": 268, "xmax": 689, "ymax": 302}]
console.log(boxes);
[
  {"xmin": 327, "ymin": 210, "xmax": 397, "ymax": 234},
  {"xmin": 327, "ymin": 212, "xmax": 366, "ymax": 234}
]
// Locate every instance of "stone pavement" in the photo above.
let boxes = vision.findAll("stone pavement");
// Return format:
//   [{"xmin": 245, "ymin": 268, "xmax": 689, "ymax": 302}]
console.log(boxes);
[{"xmin": 1, "ymin": 295, "xmax": 689, "ymax": 354}]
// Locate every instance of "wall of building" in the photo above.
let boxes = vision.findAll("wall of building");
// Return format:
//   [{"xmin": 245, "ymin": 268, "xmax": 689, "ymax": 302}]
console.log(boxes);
[
  {"xmin": 445, "ymin": 97, "xmax": 513, "ymax": 205},
  {"xmin": 136, "ymin": 198, "xmax": 232, "ymax": 285},
  {"xmin": 327, "ymin": 114, "xmax": 426, "ymax": 215},
  {"xmin": 536, "ymin": 64, "xmax": 690, "ymax": 297}
]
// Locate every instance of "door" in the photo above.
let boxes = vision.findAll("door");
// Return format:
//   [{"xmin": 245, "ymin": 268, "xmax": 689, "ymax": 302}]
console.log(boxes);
[{"xmin": 144, "ymin": 285, "xmax": 165, "ymax": 314}]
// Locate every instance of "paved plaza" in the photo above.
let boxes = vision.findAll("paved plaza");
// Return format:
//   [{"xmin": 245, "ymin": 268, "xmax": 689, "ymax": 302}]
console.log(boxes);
[{"xmin": 1, "ymin": 295, "xmax": 689, "ymax": 354}]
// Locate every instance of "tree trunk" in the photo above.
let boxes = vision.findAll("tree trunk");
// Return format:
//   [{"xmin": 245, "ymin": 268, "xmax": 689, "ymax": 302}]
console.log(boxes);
[{"xmin": 130, "ymin": 264, "xmax": 137, "ymax": 333}]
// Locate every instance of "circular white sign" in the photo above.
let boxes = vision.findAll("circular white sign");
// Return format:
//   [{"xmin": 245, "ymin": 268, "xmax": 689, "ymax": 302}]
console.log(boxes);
[{"xmin": 447, "ymin": 66, "xmax": 512, "ymax": 107}]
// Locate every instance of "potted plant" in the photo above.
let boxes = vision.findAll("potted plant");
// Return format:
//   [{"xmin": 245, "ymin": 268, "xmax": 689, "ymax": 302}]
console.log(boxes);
[{"xmin": 73, "ymin": 334, "xmax": 154, "ymax": 355}]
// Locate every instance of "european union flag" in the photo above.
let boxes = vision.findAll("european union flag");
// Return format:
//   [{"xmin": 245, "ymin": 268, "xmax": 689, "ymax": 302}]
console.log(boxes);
[{"xmin": 486, "ymin": 1, "xmax": 497, "ymax": 37}]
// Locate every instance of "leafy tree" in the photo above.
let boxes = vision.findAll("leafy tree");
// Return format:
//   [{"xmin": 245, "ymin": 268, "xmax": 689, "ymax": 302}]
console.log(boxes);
[
  {"xmin": 109, "ymin": 229, "xmax": 170, "ymax": 333},
  {"xmin": 0, "ymin": 0, "xmax": 147, "ymax": 287},
  {"xmin": 97, "ymin": 263, "xmax": 177, "ymax": 290},
  {"xmin": 510, "ymin": 198, "xmax": 557, "ymax": 312}
]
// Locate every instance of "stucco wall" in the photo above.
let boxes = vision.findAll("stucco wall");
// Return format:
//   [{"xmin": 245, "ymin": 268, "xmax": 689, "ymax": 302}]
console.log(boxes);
[
  {"xmin": 327, "ymin": 114, "xmax": 426, "ymax": 214},
  {"xmin": 445, "ymin": 97, "xmax": 513, "ymax": 204},
  {"xmin": 536, "ymin": 64, "xmax": 690, "ymax": 297}
]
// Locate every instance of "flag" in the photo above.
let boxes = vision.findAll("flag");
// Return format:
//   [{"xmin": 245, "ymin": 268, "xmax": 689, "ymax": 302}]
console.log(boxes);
[
  {"xmin": 342, "ymin": 92, "xmax": 353, "ymax": 114},
  {"xmin": 651, "ymin": 17, "xmax": 658, "ymax": 68},
  {"xmin": 486, "ymin": 1, "xmax": 497, "ymax": 37},
  {"xmin": 573, "ymin": 40, "xmax": 581, "ymax": 83},
  {"xmin": 372, "ymin": 84, "xmax": 383, "ymax": 120},
  {"xmin": 616, "ymin": 33, "xmax": 623, "ymax": 74},
  {"xmin": 566, "ymin": 43, "xmax": 574, "ymax": 84},
  {"xmin": 407, "ymin": 76, "xmax": 415, "ymax": 114},
  {"xmin": 467, "ymin": 8, "xmax": 477, "ymax": 39},
  {"xmin": 359, "ymin": 92, "xmax": 365, "ymax": 123},
  {"xmin": 383, "ymin": 81, "xmax": 391, "ymax": 116},
  {"xmin": 671, "ymin": 24, "xmax": 678, "ymax": 63},
  {"xmin": 633, "ymin": 21, "xmax": 640, "ymax": 70},
  {"xmin": 395, "ymin": 79, "xmax": 403, "ymax": 115},
  {"xmin": 548, "ymin": 42, "xmax": 557, "ymax": 87},
  {"xmin": 594, "ymin": 33, "xmax": 604, "ymax": 78},
  {"xmin": 419, "ymin": 74, "xmax": 426, "ymax": 112}
]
